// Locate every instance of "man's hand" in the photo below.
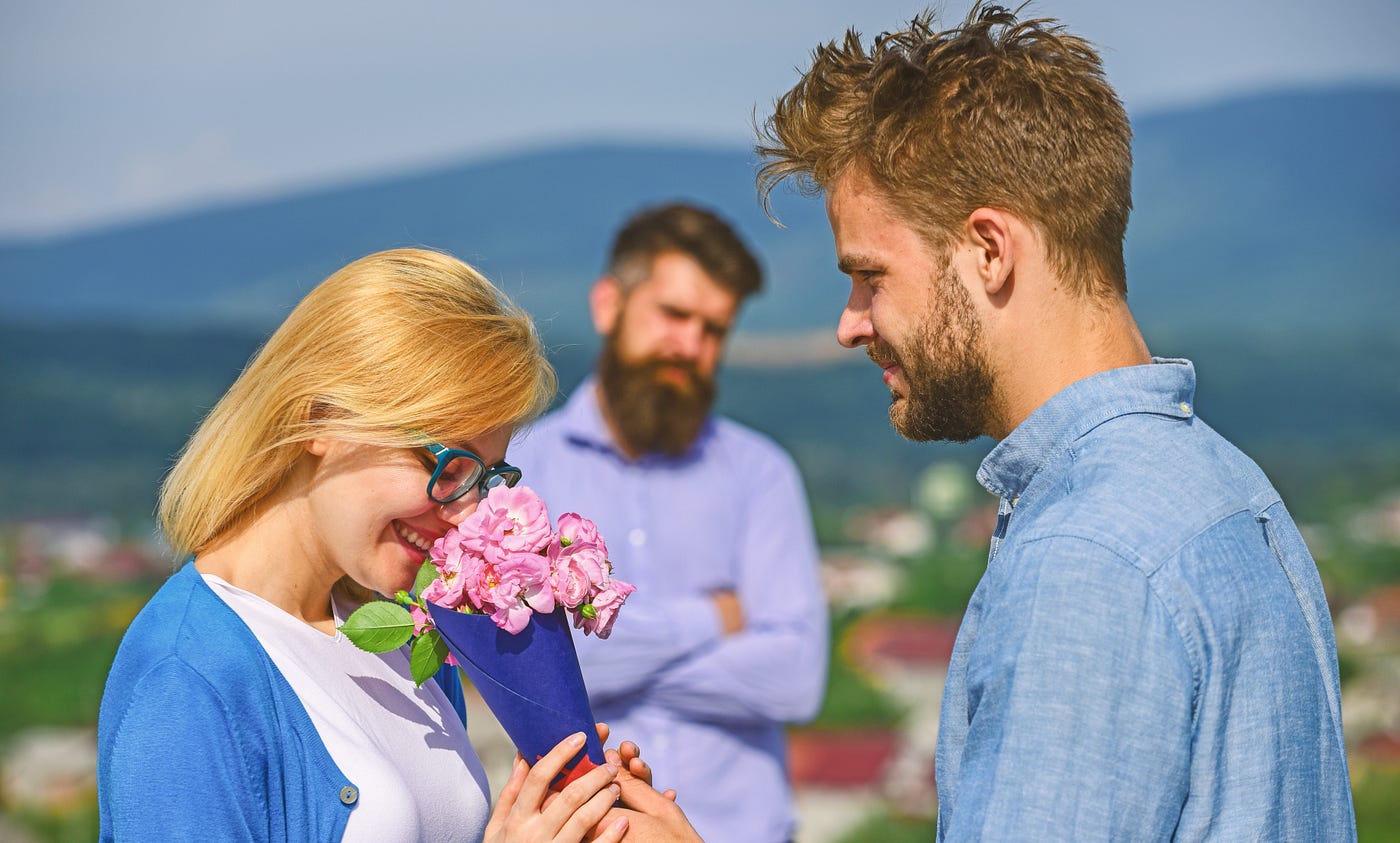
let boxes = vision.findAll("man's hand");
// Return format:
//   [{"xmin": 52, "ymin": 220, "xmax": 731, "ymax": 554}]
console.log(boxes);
[
  {"xmin": 586, "ymin": 786, "xmax": 703, "ymax": 842},
  {"xmin": 595, "ymin": 723, "xmax": 673, "ymax": 799},
  {"xmin": 587, "ymin": 723, "xmax": 695, "ymax": 840},
  {"xmin": 709, "ymin": 590, "xmax": 744, "ymax": 636}
]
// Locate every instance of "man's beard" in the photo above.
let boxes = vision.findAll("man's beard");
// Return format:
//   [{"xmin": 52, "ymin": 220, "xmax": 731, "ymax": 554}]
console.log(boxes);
[
  {"xmin": 597, "ymin": 333, "xmax": 717, "ymax": 457},
  {"xmin": 871, "ymin": 264, "xmax": 997, "ymax": 443}
]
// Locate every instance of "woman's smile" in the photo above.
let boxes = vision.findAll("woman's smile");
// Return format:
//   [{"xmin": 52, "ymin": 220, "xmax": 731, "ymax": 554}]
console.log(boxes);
[{"xmin": 394, "ymin": 520, "xmax": 437, "ymax": 555}]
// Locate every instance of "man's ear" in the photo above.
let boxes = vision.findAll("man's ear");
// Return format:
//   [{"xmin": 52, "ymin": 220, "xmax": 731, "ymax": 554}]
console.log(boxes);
[
  {"xmin": 589, "ymin": 276, "xmax": 624, "ymax": 335},
  {"xmin": 965, "ymin": 208, "xmax": 1016, "ymax": 296}
]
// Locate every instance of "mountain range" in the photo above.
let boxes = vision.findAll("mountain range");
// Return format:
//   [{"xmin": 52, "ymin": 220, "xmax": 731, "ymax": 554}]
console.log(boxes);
[
  {"xmin": 3, "ymin": 86, "xmax": 1397, "ymax": 341},
  {"xmin": 1, "ymin": 85, "xmax": 1397, "ymax": 525}
]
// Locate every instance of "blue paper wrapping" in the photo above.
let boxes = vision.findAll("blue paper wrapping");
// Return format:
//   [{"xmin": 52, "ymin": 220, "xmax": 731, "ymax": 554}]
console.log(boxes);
[{"xmin": 426, "ymin": 602, "xmax": 605, "ymax": 787}]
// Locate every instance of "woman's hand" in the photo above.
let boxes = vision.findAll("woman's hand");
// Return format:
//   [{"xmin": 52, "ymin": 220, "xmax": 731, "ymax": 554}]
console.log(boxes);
[{"xmin": 484, "ymin": 732, "xmax": 629, "ymax": 843}]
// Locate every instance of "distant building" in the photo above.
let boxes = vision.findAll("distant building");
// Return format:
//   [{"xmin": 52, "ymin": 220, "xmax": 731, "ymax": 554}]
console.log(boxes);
[
  {"xmin": 849, "ymin": 508, "xmax": 934, "ymax": 557},
  {"xmin": 914, "ymin": 462, "xmax": 977, "ymax": 521},
  {"xmin": 819, "ymin": 550, "xmax": 901, "ymax": 611},
  {"xmin": 1348, "ymin": 490, "xmax": 1400, "ymax": 546},
  {"xmin": 2, "ymin": 517, "xmax": 167, "ymax": 587},
  {"xmin": 0, "ymin": 727, "xmax": 97, "ymax": 813}
]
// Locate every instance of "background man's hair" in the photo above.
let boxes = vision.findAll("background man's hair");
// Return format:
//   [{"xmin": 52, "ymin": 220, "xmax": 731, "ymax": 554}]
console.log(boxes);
[
  {"xmin": 608, "ymin": 202, "xmax": 763, "ymax": 300},
  {"xmin": 757, "ymin": 3, "xmax": 1133, "ymax": 298}
]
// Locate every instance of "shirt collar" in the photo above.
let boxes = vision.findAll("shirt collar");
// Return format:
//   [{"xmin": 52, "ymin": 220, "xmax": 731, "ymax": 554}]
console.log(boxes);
[
  {"xmin": 555, "ymin": 375, "xmax": 716, "ymax": 462},
  {"xmin": 976, "ymin": 357, "xmax": 1198, "ymax": 500}
]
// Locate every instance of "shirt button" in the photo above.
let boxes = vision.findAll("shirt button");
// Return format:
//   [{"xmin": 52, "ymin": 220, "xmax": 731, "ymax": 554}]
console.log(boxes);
[
  {"xmin": 339, "ymin": 785, "xmax": 359, "ymax": 805},
  {"xmin": 1178, "ymin": 402, "xmax": 1193, "ymax": 415},
  {"xmin": 628, "ymin": 528, "xmax": 646, "ymax": 547}
]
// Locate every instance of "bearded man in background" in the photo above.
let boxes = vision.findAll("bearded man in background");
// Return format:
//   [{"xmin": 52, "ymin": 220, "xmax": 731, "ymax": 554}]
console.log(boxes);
[{"xmin": 510, "ymin": 202, "xmax": 829, "ymax": 843}]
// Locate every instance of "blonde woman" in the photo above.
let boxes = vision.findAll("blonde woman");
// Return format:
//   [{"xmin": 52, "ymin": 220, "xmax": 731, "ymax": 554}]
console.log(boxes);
[{"xmin": 96, "ymin": 249, "xmax": 699, "ymax": 842}]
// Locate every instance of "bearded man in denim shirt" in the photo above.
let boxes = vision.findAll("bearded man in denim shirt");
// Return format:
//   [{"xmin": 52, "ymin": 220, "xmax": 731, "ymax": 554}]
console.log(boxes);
[{"xmin": 758, "ymin": 4, "xmax": 1356, "ymax": 840}]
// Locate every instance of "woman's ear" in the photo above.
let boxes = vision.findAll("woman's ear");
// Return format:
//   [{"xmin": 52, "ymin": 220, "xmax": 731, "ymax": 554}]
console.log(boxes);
[{"xmin": 304, "ymin": 400, "xmax": 335, "ymax": 456}]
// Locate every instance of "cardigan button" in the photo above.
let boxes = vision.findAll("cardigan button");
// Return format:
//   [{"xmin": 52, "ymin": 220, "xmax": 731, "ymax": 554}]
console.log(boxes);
[{"xmin": 339, "ymin": 785, "xmax": 359, "ymax": 805}]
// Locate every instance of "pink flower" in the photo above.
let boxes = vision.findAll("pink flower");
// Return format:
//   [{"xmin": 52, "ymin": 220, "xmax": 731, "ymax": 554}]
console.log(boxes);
[
  {"xmin": 425, "ymin": 532, "xmax": 484, "ymax": 610},
  {"xmin": 501, "ymin": 551, "xmax": 556, "ymax": 614},
  {"xmin": 556, "ymin": 513, "xmax": 607, "ymax": 556},
  {"xmin": 461, "ymin": 485, "xmax": 552, "ymax": 562},
  {"xmin": 549, "ymin": 541, "xmax": 611, "ymax": 609},
  {"xmin": 574, "ymin": 579, "xmax": 636, "ymax": 639},
  {"xmin": 461, "ymin": 561, "xmax": 495, "ymax": 615},
  {"xmin": 420, "ymin": 576, "xmax": 451, "ymax": 609},
  {"xmin": 472, "ymin": 551, "xmax": 552, "ymax": 634},
  {"xmin": 409, "ymin": 604, "xmax": 433, "ymax": 635},
  {"xmin": 489, "ymin": 601, "xmax": 532, "ymax": 635}
]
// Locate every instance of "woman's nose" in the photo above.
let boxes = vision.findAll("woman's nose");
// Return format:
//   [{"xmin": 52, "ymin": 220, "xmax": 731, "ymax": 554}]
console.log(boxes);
[{"xmin": 436, "ymin": 493, "xmax": 480, "ymax": 526}]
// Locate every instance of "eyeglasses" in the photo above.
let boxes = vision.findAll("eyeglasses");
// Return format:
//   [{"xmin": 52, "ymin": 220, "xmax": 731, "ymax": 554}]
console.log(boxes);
[{"xmin": 420, "ymin": 440, "xmax": 523, "ymax": 504}]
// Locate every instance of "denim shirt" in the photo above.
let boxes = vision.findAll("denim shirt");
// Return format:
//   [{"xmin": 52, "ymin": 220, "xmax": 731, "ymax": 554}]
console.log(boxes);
[{"xmin": 935, "ymin": 359, "xmax": 1356, "ymax": 841}]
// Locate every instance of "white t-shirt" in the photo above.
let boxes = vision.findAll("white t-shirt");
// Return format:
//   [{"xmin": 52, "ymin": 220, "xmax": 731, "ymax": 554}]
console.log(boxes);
[{"xmin": 204, "ymin": 574, "xmax": 491, "ymax": 843}]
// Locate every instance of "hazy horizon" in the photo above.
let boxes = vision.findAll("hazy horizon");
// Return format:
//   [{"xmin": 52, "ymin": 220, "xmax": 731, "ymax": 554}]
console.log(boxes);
[{"xmin": 3, "ymin": 0, "xmax": 1398, "ymax": 240}]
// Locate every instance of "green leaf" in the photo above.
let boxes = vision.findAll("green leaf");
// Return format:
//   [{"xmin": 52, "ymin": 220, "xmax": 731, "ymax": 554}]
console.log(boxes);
[
  {"xmin": 339, "ymin": 602, "xmax": 415, "ymax": 653},
  {"xmin": 410, "ymin": 629, "xmax": 449, "ymax": 687},
  {"xmin": 412, "ymin": 560, "xmax": 437, "ymax": 598}
]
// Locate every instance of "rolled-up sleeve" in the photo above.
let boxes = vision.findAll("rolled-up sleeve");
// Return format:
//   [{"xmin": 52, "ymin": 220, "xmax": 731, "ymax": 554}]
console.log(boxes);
[
  {"xmin": 573, "ymin": 593, "xmax": 724, "ymax": 700},
  {"xmin": 644, "ymin": 452, "xmax": 828, "ymax": 724}
]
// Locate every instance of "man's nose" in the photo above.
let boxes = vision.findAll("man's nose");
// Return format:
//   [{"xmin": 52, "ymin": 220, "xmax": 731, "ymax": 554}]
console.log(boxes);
[
  {"xmin": 836, "ymin": 285, "xmax": 874, "ymax": 349},
  {"xmin": 670, "ymin": 319, "xmax": 706, "ymax": 360}
]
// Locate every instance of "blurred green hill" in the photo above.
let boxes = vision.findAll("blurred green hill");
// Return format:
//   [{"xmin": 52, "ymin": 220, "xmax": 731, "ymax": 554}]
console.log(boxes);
[{"xmin": 2, "ymin": 320, "xmax": 1397, "ymax": 524}]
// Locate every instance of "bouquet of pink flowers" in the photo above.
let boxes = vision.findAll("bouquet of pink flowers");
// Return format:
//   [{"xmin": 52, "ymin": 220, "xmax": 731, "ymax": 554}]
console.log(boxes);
[
  {"xmin": 341, "ymin": 485, "xmax": 633, "ymax": 787},
  {"xmin": 341, "ymin": 485, "xmax": 635, "ymax": 685},
  {"xmin": 415, "ymin": 486, "xmax": 635, "ymax": 639}
]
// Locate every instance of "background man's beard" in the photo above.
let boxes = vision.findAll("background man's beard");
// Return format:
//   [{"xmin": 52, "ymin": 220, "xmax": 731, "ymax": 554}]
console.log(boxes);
[
  {"xmin": 878, "ymin": 267, "xmax": 997, "ymax": 443},
  {"xmin": 597, "ymin": 335, "xmax": 717, "ymax": 457}
]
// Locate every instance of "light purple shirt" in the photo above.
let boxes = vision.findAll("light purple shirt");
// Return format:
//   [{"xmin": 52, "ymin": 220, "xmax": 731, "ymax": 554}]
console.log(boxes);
[{"xmin": 510, "ymin": 378, "xmax": 829, "ymax": 843}]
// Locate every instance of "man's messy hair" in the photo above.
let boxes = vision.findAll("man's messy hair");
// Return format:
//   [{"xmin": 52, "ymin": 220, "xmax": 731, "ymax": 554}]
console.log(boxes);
[{"xmin": 757, "ymin": 3, "xmax": 1133, "ymax": 297}]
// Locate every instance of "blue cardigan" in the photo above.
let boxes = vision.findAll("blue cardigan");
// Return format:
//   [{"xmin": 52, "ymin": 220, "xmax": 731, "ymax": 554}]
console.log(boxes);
[{"xmin": 97, "ymin": 561, "xmax": 467, "ymax": 841}]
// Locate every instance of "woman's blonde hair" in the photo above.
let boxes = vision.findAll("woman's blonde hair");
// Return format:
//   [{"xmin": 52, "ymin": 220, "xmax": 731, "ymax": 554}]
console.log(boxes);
[{"xmin": 158, "ymin": 248, "xmax": 556, "ymax": 557}]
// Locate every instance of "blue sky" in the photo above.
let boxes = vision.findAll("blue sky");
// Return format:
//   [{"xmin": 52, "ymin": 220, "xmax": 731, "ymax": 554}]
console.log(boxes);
[{"xmin": 2, "ymin": 0, "xmax": 1398, "ymax": 239}]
